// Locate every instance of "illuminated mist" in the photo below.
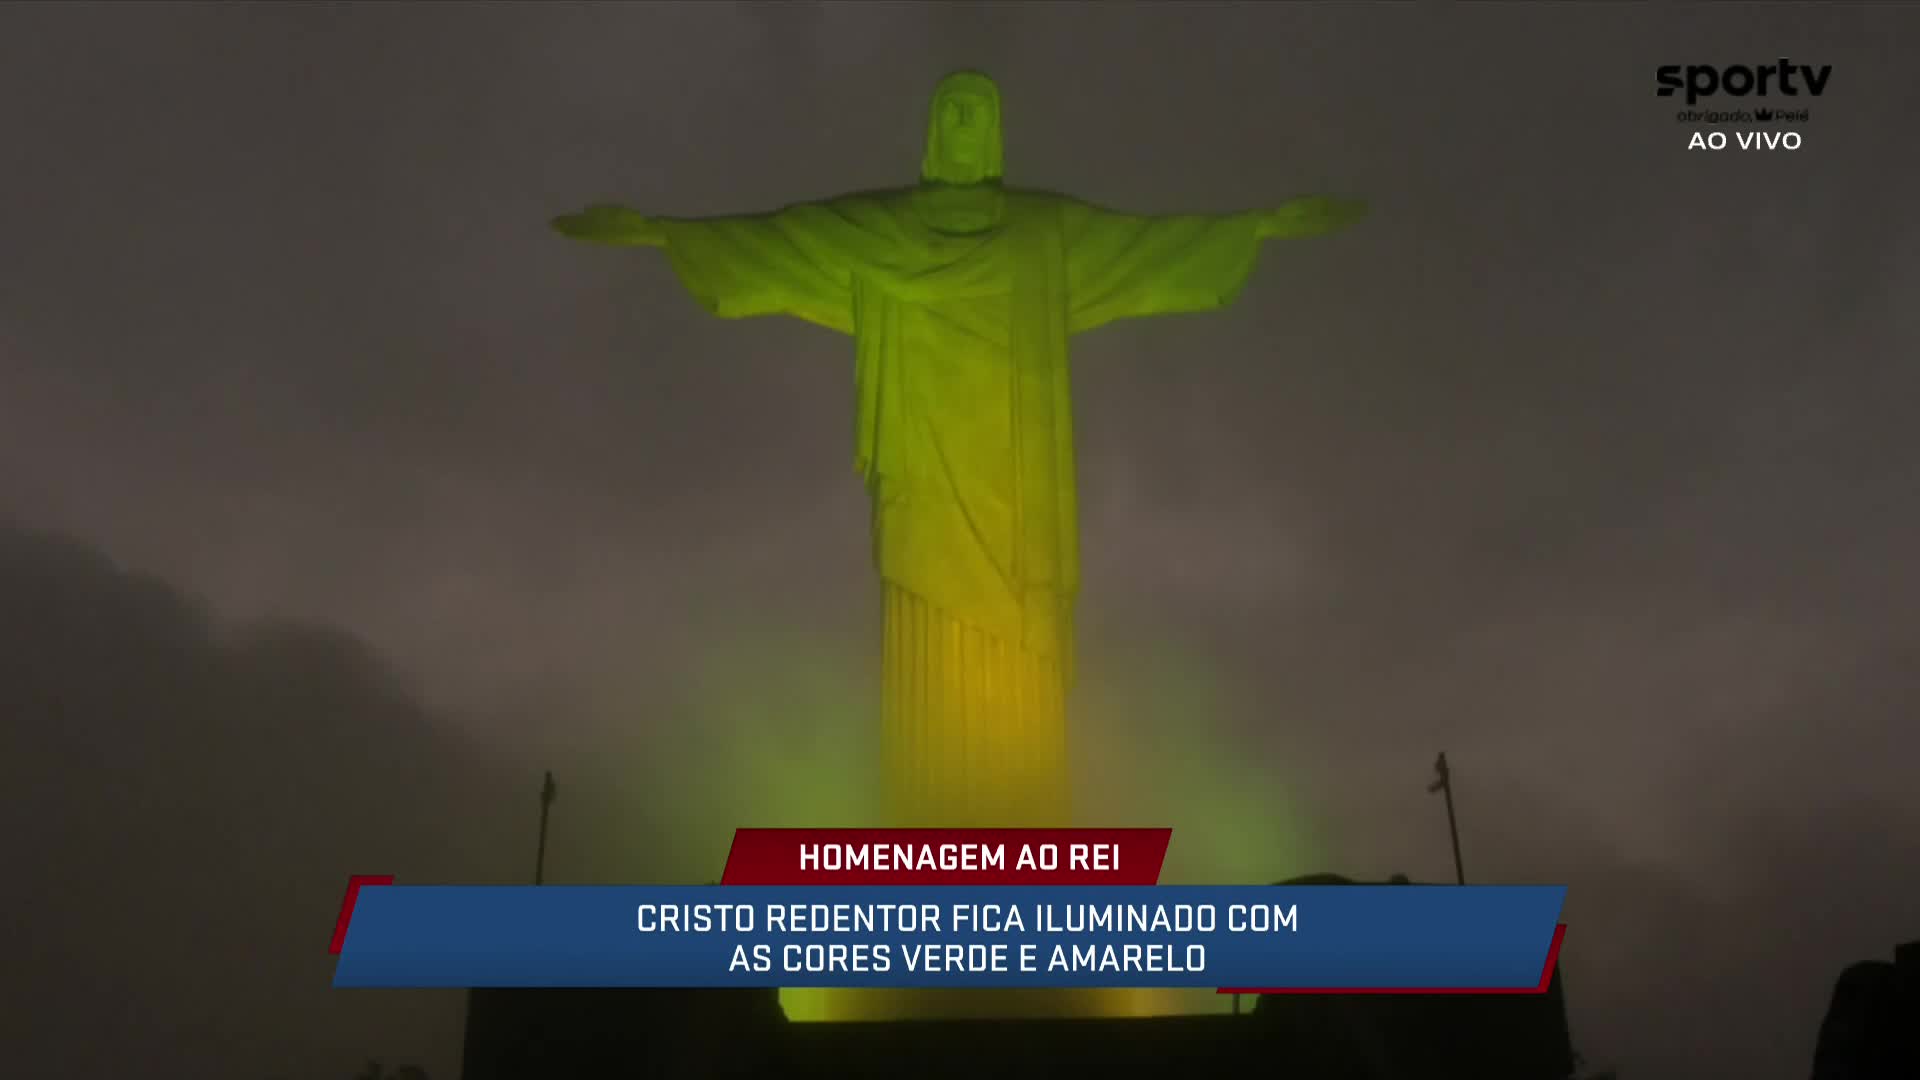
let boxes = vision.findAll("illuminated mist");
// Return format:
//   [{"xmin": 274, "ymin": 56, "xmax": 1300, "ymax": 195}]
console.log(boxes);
[{"xmin": 544, "ymin": 616, "xmax": 1319, "ymax": 1020}]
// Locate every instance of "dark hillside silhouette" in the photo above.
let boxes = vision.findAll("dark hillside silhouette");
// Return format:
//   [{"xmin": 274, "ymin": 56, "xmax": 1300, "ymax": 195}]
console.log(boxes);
[
  {"xmin": 1812, "ymin": 942, "xmax": 1920, "ymax": 1080},
  {"xmin": 1, "ymin": 524, "xmax": 523, "ymax": 1080}
]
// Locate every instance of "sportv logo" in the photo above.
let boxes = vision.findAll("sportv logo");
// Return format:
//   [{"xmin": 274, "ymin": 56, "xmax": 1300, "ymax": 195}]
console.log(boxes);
[{"xmin": 1656, "ymin": 58, "xmax": 1832, "ymax": 106}]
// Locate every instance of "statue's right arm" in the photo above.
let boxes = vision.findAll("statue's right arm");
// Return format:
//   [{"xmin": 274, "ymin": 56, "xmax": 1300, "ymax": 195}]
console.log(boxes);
[
  {"xmin": 1252, "ymin": 196, "xmax": 1368, "ymax": 241},
  {"xmin": 551, "ymin": 204, "xmax": 666, "ymax": 247},
  {"xmin": 551, "ymin": 199, "xmax": 861, "ymax": 332}
]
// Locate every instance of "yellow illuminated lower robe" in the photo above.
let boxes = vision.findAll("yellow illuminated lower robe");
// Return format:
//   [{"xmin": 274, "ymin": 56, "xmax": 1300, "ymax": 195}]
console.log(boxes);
[
  {"xmin": 791, "ymin": 583, "xmax": 1148, "ymax": 1022},
  {"xmin": 881, "ymin": 583, "xmax": 1070, "ymax": 830}
]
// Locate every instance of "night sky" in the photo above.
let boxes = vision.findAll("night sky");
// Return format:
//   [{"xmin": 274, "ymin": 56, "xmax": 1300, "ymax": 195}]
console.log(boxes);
[{"xmin": 3, "ymin": 4, "xmax": 1916, "ymax": 1079}]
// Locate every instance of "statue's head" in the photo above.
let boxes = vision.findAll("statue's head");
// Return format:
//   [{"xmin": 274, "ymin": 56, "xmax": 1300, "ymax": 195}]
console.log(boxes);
[{"xmin": 921, "ymin": 70, "xmax": 1003, "ymax": 186}]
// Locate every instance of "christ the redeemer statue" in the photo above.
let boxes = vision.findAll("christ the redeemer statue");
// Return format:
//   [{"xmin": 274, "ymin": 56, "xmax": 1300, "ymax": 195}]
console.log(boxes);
[{"xmin": 555, "ymin": 70, "xmax": 1363, "ymax": 833}]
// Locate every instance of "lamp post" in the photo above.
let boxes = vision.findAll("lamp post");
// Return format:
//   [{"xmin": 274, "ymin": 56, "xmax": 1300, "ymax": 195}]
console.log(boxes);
[
  {"xmin": 1427, "ymin": 752, "xmax": 1466, "ymax": 885},
  {"xmin": 534, "ymin": 770, "xmax": 557, "ymax": 885}
]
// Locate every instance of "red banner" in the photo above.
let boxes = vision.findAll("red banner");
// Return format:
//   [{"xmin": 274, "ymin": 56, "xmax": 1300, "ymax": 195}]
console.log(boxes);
[
  {"xmin": 328, "ymin": 874, "xmax": 393, "ymax": 954},
  {"xmin": 720, "ymin": 828, "xmax": 1171, "ymax": 885}
]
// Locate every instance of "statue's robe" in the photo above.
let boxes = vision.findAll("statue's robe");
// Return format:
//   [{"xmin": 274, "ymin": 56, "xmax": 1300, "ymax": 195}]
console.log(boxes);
[{"xmin": 658, "ymin": 187, "xmax": 1262, "ymax": 830}]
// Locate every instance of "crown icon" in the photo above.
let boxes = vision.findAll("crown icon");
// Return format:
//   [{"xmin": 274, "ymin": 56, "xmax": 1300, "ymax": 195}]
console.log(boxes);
[{"xmin": 1754, "ymin": 107, "xmax": 1775, "ymax": 122}]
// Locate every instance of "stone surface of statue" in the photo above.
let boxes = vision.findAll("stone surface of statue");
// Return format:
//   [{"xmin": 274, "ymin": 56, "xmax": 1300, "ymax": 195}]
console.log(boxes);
[{"xmin": 555, "ymin": 70, "xmax": 1363, "ymax": 834}]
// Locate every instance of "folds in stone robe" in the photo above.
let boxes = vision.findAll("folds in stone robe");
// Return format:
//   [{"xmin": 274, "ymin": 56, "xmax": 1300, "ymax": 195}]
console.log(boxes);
[{"xmin": 657, "ymin": 188, "xmax": 1262, "ymax": 829}]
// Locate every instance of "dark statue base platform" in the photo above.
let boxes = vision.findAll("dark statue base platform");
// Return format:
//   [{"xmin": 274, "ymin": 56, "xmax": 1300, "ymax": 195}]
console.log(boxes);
[{"xmin": 462, "ymin": 975, "xmax": 1578, "ymax": 1079}]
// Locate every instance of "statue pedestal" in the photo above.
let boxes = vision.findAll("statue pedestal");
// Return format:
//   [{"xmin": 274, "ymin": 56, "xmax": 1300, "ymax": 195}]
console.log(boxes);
[
  {"xmin": 463, "ymin": 985, "xmax": 1578, "ymax": 1079},
  {"xmin": 785, "ymin": 987, "xmax": 1158, "ymax": 1022}
]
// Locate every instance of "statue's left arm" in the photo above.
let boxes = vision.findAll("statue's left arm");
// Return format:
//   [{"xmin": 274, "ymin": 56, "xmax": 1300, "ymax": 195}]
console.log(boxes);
[{"xmin": 1063, "ymin": 195, "xmax": 1365, "ymax": 334}]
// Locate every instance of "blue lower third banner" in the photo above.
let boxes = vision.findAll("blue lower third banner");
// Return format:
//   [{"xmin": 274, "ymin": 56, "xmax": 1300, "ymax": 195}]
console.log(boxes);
[{"xmin": 333, "ymin": 885, "xmax": 1564, "ymax": 990}]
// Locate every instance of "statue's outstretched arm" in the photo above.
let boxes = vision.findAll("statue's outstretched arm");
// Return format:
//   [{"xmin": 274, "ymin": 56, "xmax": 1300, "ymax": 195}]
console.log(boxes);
[
  {"xmin": 551, "ymin": 204, "xmax": 666, "ymax": 248},
  {"xmin": 1254, "ymin": 196, "xmax": 1368, "ymax": 240},
  {"xmin": 551, "ymin": 200, "xmax": 856, "ymax": 331}
]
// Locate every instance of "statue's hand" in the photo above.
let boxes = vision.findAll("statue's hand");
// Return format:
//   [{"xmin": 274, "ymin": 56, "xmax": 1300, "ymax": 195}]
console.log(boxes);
[
  {"xmin": 1255, "ymin": 196, "xmax": 1368, "ymax": 240},
  {"xmin": 551, "ymin": 204, "xmax": 667, "ymax": 247}
]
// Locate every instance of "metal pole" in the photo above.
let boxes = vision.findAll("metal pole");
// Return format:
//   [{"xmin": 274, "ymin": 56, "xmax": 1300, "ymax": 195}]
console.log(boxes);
[
  {"xmin": 1428, "ymin": 752, "xmax": 1466, "ymax": 885},
  {"xmin": 534, "ymin": 770, "xmax": 557, "ymax": 885}
]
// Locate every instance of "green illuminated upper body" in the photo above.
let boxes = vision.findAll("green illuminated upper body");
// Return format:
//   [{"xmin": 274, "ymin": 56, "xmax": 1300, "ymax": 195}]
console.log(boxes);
[{"xmin": 555, "ymin": 72, "xmax": 1364, "ymax": 675}]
